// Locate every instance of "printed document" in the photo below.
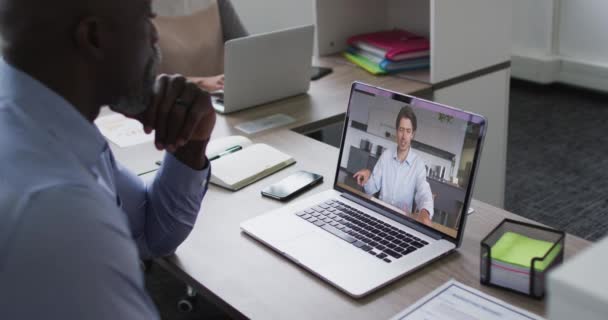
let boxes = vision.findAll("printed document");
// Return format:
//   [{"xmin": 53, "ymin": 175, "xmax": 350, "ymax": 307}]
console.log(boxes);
[{"xmin": 390, "ymin": 280, "xmax": 544, "ymax": 320}]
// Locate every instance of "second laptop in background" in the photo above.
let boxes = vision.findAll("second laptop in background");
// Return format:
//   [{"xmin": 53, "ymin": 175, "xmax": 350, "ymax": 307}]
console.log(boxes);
[{"xmin": 212, "ymin": 24, "xmax": 314, "ymax": 114}]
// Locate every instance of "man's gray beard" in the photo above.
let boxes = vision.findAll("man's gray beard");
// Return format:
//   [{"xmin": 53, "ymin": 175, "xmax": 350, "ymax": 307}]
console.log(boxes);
[{"xmin": 111, "ymin": 46, "xmax": 162, "ymax": 116}]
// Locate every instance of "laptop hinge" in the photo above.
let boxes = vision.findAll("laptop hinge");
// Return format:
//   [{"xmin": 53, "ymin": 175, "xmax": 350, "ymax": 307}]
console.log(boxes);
[{"xmin": 340, "ymin": 193, "xmax": 445, "ymax": 241}]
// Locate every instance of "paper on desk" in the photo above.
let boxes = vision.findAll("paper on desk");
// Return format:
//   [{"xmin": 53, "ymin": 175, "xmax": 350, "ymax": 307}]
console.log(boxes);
[
  {"xmin": 235, "ymin": 113, "xmax": 296, "ymax": 134},
  {"xmin": 389, "ymin": 279, "xmax": 544, "ymax": 320},
  {"xmin": 94, "ymin": 114, "xmax": 154, "ymax": 148}
]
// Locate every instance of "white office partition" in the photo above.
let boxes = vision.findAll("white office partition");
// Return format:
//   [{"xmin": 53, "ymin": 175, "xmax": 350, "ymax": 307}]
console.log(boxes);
[
  {"xmin": 434, "ymin": 69, "xmax": 511, "ymax": 207},
  {"xmin": 153, "ymin": 0, "xmax": 188, "ymax": 16},
  {"xmin": 315, "ymin": 0, "xmax": 389, "ymax": 56},
  {"xmin": 386, "ymin": 0, "xmax": 431, "ymax": 38},
  {"xmin": 548, "ymin": 236, "xmax": 608, "ymax": 320},
  {"xmin": 431, "ymin": 0, "xmax": 511, "ymax": 83},
  {"xmin": 385, "ymin": 0, "xmax": 432, "ymax": 83},
  {"xmin": 316, "ymin": 0, "xmax": 511, "ymax": 84}
]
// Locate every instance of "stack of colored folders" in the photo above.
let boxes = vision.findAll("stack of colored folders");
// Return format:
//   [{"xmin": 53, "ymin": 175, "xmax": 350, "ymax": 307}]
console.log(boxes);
[
  {"xmin": 488, "ymin": 232, "xmax": 562, "ymax": 294},
  {"xmin": 344, "ymin": 29, "xmax": 430, "ymax": 75}
]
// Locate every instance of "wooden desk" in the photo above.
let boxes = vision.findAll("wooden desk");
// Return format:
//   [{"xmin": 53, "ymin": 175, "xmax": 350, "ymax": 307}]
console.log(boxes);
[
  {"xmin": 156, "ymin": 128, "xmax": 589, "ymax": 319},
  {"xmin": 138, "ymin": 58, "xmax": 590, "ymax": 319}
]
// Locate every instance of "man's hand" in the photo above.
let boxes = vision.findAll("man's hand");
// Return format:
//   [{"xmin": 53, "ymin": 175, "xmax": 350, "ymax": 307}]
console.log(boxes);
[
  {"xmin": 138, "ymin": 74, "xmax": 216, "ymax": 169},
  {"xmin": 190, "ymin": 75, "xmax": 224, "ymax": 92},
  {"xmin": 413, "ymin": 209, "xmax": 432, "ymax": 226},
  {"xmin": 353, "ymin": 169, "xmax": 371, "ymax": 186}
]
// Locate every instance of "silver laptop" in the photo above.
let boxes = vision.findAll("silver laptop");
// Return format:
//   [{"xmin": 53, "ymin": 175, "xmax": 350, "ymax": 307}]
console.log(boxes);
[
  {"xmin": 241, "ymin": 82, "xmax": 487, "ymax": 297},
  {"xmin": 212, "ymin": 25, "xmax": 314, "ymax": 114}
]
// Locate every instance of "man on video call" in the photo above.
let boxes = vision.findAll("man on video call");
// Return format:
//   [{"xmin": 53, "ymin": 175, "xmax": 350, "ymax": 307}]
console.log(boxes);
[{"xmin": 353, "ymin": 106, "xmax": 434, "ymax": 225}]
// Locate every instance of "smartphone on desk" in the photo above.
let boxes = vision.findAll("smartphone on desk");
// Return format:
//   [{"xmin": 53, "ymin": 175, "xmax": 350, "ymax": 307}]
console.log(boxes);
[{"xmin": 261, "ymin": 171, "xmax": 323, "ymax": 201}]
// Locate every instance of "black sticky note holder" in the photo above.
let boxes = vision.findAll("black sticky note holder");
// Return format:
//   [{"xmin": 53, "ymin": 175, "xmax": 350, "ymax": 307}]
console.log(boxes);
[{"xmin": 480, "ymin": 219, "xmax": 565, "ymax": 299}]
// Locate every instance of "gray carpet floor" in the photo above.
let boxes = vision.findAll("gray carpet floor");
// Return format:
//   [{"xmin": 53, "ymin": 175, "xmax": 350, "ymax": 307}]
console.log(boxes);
[
  {"xmin": 506, "ymin": 80, "xmax": 608, "ymax": 241},
  {"xmin": 146, "ymin": 79, "xmax": 608, "ymax": 319}
]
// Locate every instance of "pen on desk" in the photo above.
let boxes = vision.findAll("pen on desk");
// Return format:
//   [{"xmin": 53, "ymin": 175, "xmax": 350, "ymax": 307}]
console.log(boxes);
[
  {"xmin": 155, "ymin": 145, "xmax": 242, "ymax": 166},
  {"xmin": 209, "ymin": 145, "xmax": 242, "ymax": 161}
]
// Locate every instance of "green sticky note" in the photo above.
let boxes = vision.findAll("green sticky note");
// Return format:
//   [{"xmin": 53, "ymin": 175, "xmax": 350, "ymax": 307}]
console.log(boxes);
[
  {"xmin": 491, "ymin": 231, "xmax": 561, "ymax": 271},
  {"xmin": 343, "ymin": 52, "xmax": 387, "ymax": 75}
]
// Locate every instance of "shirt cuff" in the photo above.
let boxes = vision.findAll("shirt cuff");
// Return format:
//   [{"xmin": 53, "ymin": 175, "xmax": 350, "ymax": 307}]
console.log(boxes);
[{"xmin": 156, "ymin": 152, "xmax": 210, "ymax": 196}]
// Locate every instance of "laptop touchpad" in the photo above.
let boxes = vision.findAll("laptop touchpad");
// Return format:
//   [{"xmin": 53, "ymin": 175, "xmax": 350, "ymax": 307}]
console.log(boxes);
[
  {"xmin": 242, "ymin": 211, "xmax": 312, "ymax": 246},
  {"xmin": 283, "ymin": 234, "xmax": 337, "ymax": 268},
  {"xmin": 282, "ymin": 231, "xmax": 358, "ymax": 268}
]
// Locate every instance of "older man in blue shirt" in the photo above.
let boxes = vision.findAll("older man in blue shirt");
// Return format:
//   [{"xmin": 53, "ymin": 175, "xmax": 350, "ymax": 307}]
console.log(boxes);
[{"xmin": 0, "ymin": 0, "xmax": 215, "ymax": 318}]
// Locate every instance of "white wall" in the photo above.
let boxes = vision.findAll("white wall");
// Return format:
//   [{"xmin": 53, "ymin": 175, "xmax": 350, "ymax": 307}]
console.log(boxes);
[
  {"xmin": 229, "ymin": 0, "xmax": 313, "ymax": 34},
  {"xmin": 558, "ymin": 0, "xmax": 608, "ymax": 64},
  {"xmin": 340, "ymin": 125, "xmax": 395, "ymax": 169},
  {"xmin": 153, "ymin": 0, "xmax": 314, "ymax": 34},
  {"xmin": 511, "ymin": 0, "xmax": 555, "ymax": 56},
  {"xmin": 153, "ymin": 0, "xmax": 188, "ymax": 16},
  {"xmin": 512, "ymin": 0, "xmax": 608, "ymax": 91},
  {"xmin": 414, "ymin": 107, "xmax": 467, "ymax": 178}
]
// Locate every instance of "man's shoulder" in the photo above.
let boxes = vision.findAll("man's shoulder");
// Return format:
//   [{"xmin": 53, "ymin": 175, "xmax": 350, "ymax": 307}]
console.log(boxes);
[
  {"xmin": 1, "ymin": 102, "xmax": 66, "ymax": 167},
  {"xmin": 407, "ymin": 150, "xmax": 429, "ymax": 175},
  {"xmin": 0, "ymin": 106, "xmax": 95, "ymax": 198},
  {"xmin": 379, "ymin": 146, "xmax": 396, "ymax": 162},
  {"xmin": 408, "ymin": 149, "xmax": 423, "ymax": 164},
  {"xmin": 0, "ymin": 102, "xmax": 129, "ymax": 254}
]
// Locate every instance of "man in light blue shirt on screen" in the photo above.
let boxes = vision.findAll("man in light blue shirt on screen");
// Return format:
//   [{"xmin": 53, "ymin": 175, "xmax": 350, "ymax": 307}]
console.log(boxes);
[
  {"xmin": 353, "ymin": 106, "xmax": 434, "ymax": 224},
  {"xmin": 0, "ymin": 0, "xmax": 216, "ymax": 318}
]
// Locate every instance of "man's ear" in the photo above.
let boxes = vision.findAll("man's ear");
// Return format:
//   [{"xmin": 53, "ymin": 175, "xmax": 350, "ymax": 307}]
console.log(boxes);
[{"xmin": 74, "ymin": 17, "xmax": 106, "ymax": 60}]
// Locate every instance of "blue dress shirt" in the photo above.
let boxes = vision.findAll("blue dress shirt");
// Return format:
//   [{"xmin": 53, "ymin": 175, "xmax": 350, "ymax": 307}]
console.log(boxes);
[
  {"xmin": 364, "ymin": 147, "xmax": 434, "ymax": 216},
  {"xmin": 0, "ymin": 59, "xmax": 209, "ymax": 319}
]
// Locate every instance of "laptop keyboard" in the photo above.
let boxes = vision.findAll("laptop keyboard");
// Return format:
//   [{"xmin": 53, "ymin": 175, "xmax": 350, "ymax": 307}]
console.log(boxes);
[{"xmin": 295, "ymin": 199, "xmax": 429, "ymax": 263}]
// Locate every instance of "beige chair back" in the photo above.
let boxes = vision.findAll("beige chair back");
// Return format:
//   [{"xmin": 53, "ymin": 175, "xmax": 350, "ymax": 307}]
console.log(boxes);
[{"xmin": 153, "ymin": 0, "xmax": 224, "ymax": 77}]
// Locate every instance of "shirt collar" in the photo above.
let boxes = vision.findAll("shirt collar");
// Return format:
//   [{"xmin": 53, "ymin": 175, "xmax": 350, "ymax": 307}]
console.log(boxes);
[
  {"xmin": 391, "ymin": 146, "xmax": 416, "ymax": 165},
  {"xmin": 0, "ymin": 58, "xmax": 107, "ymax": 167}
]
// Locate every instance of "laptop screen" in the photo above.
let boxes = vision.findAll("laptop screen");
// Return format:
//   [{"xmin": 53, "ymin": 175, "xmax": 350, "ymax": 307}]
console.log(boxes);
[{"xmin": 334, "ymin": 82, "xmax": 486, "ymax": 241}]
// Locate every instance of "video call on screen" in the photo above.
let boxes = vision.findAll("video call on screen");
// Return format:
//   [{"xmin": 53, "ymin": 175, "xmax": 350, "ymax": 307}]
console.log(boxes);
[{"xmin": 336, "ymin": 89, "xmax": 482, "ymax": 237}]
